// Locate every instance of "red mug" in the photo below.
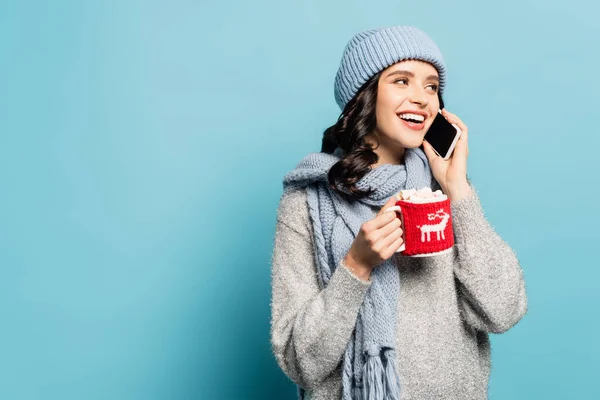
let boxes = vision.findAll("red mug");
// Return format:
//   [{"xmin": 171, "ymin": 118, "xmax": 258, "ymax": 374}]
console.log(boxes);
[{"xmin": 385, "ymin": 196, "xmax": 454, "ymax": 257}]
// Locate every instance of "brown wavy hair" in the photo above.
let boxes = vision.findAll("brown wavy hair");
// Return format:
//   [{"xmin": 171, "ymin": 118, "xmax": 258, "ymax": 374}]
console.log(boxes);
[{"xmin": 321, "ymin": 72, "xmax": 444, "ymax": 200}]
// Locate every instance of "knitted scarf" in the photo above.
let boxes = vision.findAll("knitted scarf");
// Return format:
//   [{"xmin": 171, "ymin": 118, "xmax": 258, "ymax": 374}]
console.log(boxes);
[{"xmin": 282, "ymin": 146, "xmax": 436, "ymax": 400}]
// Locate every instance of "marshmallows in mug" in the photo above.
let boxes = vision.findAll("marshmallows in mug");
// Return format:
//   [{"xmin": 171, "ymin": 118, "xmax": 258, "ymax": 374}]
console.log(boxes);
[{"xmin": 395, "ymin": 187, "xmax": 447, "ymax": 203}]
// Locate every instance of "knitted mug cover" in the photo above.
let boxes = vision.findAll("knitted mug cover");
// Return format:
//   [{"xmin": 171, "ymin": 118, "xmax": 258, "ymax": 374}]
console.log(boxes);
[{"xmin": 395, "ymin": 198, "xmax": 454, "ymax": 256}]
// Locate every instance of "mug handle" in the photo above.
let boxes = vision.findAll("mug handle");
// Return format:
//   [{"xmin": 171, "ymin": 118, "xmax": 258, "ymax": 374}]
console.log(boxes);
[{"xmin": 384, "ymin": 205, "xmax": 406, "ymax": 253}]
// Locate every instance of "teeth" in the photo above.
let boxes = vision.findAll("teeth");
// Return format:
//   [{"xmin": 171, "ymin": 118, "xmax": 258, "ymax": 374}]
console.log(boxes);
[{"xmin": 399, "ymin": 113, "xmax": 425, "ymax": 122}]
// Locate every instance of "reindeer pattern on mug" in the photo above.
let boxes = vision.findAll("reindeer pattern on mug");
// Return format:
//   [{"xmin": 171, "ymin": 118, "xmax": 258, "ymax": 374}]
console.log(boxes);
[
  {"xmin": 416, "ymin": 209, "xmax": 450, "ymax": 242},
  {"xmin": 396, "ymin": 198, "xmax": 455, "ymax": 256}
]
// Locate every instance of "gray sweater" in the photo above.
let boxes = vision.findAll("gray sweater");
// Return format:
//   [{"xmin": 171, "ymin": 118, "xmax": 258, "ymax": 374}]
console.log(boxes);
[{"xmin": 270, "ymin": 183, "xmax": 527, "ymax": 400}]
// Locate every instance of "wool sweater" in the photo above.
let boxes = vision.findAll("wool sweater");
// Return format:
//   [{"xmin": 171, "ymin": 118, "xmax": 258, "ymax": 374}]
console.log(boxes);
[{"xmin": 269, "ymin": 183, "xmax": 527, "ymax": 400}]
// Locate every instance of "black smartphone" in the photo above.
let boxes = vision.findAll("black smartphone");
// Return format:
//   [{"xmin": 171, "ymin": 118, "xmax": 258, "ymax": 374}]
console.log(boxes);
[{"xmin": 423, "ymin": 110, "xmax": 461, "ymax": 160}]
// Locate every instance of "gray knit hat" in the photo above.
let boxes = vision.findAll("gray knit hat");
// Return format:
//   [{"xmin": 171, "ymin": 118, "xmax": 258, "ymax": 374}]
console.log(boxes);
[{"xmin": 334, "ymin": 26, "xmax": 447, "ymax": 110}]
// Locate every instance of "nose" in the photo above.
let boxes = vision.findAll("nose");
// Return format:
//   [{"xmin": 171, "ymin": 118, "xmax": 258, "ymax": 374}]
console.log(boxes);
[{"xmin": 408, "ymin": 87, "xmax": 429, "ymax": 107}]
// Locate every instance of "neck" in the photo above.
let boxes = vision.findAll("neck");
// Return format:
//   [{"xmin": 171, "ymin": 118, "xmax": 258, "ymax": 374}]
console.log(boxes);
[{"xmin": 365, "ymin": 134, "xmax": 406, "ymax": 168}]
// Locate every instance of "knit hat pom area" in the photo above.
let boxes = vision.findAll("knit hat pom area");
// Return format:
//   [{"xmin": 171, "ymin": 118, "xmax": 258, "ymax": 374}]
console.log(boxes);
[{"xmin": 333, "ymin": 26, "xmax": 447, "ymax": 110}]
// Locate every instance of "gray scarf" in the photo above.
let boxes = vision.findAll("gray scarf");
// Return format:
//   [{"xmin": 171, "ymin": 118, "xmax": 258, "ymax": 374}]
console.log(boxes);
[{"xmin": 282, "ymin": 146, "xmax": 436, "ymax": 400}]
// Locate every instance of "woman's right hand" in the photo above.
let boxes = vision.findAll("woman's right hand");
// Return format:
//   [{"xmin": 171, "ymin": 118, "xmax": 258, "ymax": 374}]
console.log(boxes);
[{"xmin": 343, "ymin": 196, "xmax": 404, "ymax": 281}]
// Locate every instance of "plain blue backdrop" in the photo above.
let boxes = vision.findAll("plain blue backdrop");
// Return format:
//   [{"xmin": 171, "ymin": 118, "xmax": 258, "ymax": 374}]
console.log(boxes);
[{"xmin": 1, "ymin": 0, "xmax": 599, "ymax": 399}]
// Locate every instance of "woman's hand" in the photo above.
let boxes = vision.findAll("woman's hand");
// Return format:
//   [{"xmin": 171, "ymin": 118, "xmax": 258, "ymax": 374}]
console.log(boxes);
[
  {"xmin": 422, "ymin": 109, "xmax": 472, "ymax": 202},
  {"xmin": 343, "ymin": 196, "xmax": 403, "ymax": 281}
]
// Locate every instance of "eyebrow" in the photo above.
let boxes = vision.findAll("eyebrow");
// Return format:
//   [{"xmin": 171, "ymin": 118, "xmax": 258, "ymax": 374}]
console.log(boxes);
[{"xmin": 386, "ymin": 70, "xmax": 439, "ymax": 82}]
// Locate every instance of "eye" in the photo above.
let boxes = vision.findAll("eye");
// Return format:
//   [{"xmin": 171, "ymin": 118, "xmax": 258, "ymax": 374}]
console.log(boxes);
[
  {"xmin": 394, "ymin": 78, "xmax": 408, "ymax": 85},
  {"xmin": 426, "ymin": 84, "xmax": 439, "ymax": 92}
]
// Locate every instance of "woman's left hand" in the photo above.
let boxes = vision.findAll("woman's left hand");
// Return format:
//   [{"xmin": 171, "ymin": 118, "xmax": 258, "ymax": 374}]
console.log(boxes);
[{"xmin": 422, "ymin": 109, "xmax": 472, "ymax": 202}]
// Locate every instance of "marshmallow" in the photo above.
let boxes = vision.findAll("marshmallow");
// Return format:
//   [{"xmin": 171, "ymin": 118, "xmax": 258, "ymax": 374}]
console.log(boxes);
[
  {"xmin": 396, "ymin": 187, "xmax": 447, "ymax": 203},
  {"xmin": 415, "ymin": 187, "xmax": 433, "ymax": 198},
  {"xmin": 398, "ymin": 188, "xmax": 416, "ymax": 200}
]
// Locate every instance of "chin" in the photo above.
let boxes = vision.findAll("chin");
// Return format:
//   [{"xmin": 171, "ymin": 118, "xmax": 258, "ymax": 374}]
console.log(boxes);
[{"xmin": 400, "ymin": 135, "xmax": 426, "ymax": 149}]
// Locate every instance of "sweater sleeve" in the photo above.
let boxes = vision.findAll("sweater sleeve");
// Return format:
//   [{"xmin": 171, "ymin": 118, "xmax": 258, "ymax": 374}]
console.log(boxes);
[
  {"xmin": 450, "ymin": 183, "xmax": 528, "ymax": 334},
  {"xmin": 270, "ymin": 188, "xmax": 372, "ymax": 390}
]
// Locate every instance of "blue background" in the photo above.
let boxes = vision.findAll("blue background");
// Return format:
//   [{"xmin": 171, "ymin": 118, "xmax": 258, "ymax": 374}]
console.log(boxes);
[{"xmin": 1, "ymin": 0, "xmax": 598, "ymax": 399}]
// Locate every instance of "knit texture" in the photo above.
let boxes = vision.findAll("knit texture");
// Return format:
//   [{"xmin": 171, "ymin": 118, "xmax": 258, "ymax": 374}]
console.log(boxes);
[
  {"xmin": 270, "ymin": 184, "xmax": 528, "ymax": 399},
  {"xmin": 282, "ymin": 147, "xmax": 435, "ymax": 399},
  {"xmin": 395, "ymin": 198, "xmax": 454, "ymax": 256},
  {"xmin": 334, "ymin": 26, "xmax": 447, "ymax": 110}
]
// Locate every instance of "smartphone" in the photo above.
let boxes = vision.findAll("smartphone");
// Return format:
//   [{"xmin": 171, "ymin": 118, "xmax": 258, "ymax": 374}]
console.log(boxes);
[{"xmin": 423, "ymin": 110, "xmax": 461, "ymax": 160}]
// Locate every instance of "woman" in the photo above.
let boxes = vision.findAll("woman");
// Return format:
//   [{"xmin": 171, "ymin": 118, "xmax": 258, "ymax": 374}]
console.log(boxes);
[{"xmin": 270, "ymin": 26, "xmax": 527, "ymax": 400}]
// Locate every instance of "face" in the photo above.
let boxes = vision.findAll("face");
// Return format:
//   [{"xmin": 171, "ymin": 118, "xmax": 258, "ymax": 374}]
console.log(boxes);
[{"xmin": 371, "ymin": 60, "xmax": 441, "ymax": 161}]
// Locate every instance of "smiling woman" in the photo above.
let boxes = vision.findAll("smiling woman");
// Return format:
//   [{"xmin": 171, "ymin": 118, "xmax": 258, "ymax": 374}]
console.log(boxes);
[
  {"xmin": 322, "ymin": 61, "xmax": 446, "ymax": 198},
  {"xmin": 373, "ymin": 61, "xmax": 442, "ymax": 164},
  {"xmin": 382, "ymin": 67, "xmax": 440, "ymax": 128},
  {"xmin": 270, "ymin": 25, "xmax": 527, "ymax": 400}
]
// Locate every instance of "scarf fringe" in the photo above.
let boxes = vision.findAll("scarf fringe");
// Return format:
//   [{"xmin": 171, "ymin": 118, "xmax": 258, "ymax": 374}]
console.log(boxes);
[
  {"xmin": 362, "ymin": 351, "xmax": 384, "ymax": 400},
  {"xmin": 383, "ymin": 349, "xmax": 401, "ymax": 400},
  {"xmin": 353, "ymin": 385, "xmax": 362, "ymax": 400}
]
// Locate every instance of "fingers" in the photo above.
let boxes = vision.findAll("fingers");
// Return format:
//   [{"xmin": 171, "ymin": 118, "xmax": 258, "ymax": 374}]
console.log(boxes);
[
  {"xmin": 422, "ymin": 139, "xmax": 439, "ymax": 160},
  {"xmin": 360, "ymin": 215, "xmax": 400, "ymax": 255},
  {"xmin": 456, "ymin": 128, "xmax": 469, "ymax": 158},
  {"xmin": 388, "ymin": 235, "xmax": 405, "ymax": 253},
  {"xmin": 375, "ymin": 215, "xmax": 402, "ymax": 242},
  {"xmin": 441, "ymin": 109, "xmax": 467, "ymax": 133},
  {"xmin": 377, "ymin": 196, "xmax": 398, "ymax": 217},
  {"xmin": 356, "ymin": 197, "xmax": 405, "ymax": 265},
  {"xmin": 363, "ymin": 196, "xmax": 402, "ymax": 243},
  {"xmin": 376, "ymin": 222, "xmax": 404, "ymax": 252},
  {"xmin": 368, "ymin": 209, "xmax": 396, "ymax": 233}
]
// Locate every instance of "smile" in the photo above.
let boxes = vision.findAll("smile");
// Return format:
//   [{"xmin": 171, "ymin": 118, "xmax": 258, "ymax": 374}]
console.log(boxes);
[{"xmin": 398, "ymin": 112, "xmax": 426, "ymax": 131}]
